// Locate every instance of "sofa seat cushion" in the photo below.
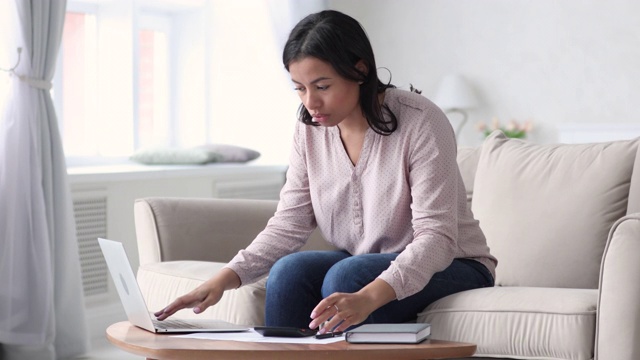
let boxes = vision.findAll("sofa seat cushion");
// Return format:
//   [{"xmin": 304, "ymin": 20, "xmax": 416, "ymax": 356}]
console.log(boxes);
[
  {"xmin": 137, "ymin": 261, "xmax": 266, "ymax": 326},
  {"xmin": 417, "ymin": 287, "xmax": 597, "ymax": 360}
]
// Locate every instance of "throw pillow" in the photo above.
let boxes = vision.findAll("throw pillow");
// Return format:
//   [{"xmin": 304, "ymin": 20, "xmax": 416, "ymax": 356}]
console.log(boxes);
[
  {"xmin": 472, "ymin": 131, "xmax": 638, "ymax": 289},
  {"xmin": 130, "ymin": 147, "xmax": 221, "ymax": 165},
  {"xmin": 195, "ymin": 144, "xmax": 261, "ymax": 163},
  {"xmin": 130, "ymin": 144, "xmax": 261, "ymax": 165}
]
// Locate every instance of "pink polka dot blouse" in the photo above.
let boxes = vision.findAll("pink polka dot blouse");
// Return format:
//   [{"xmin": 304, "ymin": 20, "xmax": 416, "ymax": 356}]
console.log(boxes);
[{"xmin": 226, "ymin": 88, "xmax": 497, "ymax": 300}]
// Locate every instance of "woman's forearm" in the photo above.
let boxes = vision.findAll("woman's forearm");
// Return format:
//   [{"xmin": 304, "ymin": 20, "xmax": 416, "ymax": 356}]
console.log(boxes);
[
  {"xmin": 210, "ymin": 267, "xmax": 242, "ymax": 291},
  {"xmin": 356, "ymin": 278, "xmax": 397, "ymax": 312}
]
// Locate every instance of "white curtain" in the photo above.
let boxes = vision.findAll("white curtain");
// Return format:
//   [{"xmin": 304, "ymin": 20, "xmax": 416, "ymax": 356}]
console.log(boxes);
[{"xmin": 0, "ymin": 0, "xmax": 89, "ymax": 359}]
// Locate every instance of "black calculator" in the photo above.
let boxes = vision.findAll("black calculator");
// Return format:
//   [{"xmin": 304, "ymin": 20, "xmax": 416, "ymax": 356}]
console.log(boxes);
[{"xmin": 253, "ymin": 326, "xmax": 318, "ymax": 337}]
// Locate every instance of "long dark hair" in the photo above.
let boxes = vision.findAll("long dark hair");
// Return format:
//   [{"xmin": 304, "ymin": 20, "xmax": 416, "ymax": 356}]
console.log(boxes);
[{"xmin": 283, "ymin": 10, "xmax": 398, "ymax": 135}]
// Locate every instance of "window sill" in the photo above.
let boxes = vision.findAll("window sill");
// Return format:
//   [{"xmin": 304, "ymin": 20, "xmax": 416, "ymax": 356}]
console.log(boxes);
[{"xmin": 67, "ymin": 159, "xmax": 288, "ymax": 185}]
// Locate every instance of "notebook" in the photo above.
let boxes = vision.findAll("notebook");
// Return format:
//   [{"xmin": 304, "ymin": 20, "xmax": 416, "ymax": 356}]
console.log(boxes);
[
  {"xmin": 345, "ymin": 323, "xmax": 431, "ymax": 344},
  {"xmin": 98, "ymin": 238, "xmax": 249, "ymax": 333}
]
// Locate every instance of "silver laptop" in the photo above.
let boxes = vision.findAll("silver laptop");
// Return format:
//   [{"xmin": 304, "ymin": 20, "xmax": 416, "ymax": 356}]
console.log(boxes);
[{"xmin": 98, "ymin": 238, "xmax": 249, "ymax": 333}]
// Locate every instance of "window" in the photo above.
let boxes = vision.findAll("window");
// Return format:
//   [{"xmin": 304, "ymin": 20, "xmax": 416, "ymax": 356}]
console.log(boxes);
[
  {"xmin": 52, "ymin": 0, "xmax": 297, "ymax": 165},
  {"xmin": 57, "ymin": 11, "xmax": 98, "ymax": 157},
  {"xmin": 137, "ymin": 16, "xmax": 171, "ymax": 150},
  {"xmin": 54, "ymin": 1, "xmax": 197, "ymax": 161}
]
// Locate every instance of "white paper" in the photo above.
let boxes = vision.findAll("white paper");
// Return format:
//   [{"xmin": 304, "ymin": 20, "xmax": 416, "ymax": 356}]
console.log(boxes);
[{"xmin": 173, "ymin": 329, "xmax": 344, "ymax": 344}]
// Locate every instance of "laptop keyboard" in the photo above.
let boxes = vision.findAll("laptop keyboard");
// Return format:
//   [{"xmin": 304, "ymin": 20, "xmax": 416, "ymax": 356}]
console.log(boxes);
[{"xmin": 153, "ymin": 318, "xmax": 208, "ymax": 329}]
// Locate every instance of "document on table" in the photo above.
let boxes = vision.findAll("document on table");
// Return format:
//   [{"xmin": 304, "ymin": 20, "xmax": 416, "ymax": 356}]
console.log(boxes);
[{"xmin": 173, "ymin": 329, "xmax": 344, "ymax": 344}]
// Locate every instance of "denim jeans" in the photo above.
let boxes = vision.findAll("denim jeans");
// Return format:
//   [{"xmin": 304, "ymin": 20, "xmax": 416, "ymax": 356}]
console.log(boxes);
[{"xmin": 265, "ymin": 251, "xmax": 494, "ymax": 328}]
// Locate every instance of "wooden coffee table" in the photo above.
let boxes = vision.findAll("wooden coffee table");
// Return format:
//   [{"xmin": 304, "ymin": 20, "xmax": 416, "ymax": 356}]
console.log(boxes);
[{"xmin": 106, "ymin": 321, "xmax": 476, "ymax": 360}]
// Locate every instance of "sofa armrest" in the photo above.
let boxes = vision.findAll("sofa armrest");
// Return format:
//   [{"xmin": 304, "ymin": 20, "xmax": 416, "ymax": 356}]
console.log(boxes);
[
  {"xmin": 134, "ymin": 197, "xmax": 333, "ymax": 266},
  {"xmin": 137, "ymin": 261, "xmax": 267, "ymax": 326},
  {"xmin": 596, "ymin": 213, "xmax": 640, "ymax": 360}
]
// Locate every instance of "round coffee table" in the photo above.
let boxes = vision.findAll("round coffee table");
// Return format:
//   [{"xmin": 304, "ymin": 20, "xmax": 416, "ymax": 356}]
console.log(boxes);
[{"xmin": 106, "ymin": 321, "xmax": 476, "ymax": 360}]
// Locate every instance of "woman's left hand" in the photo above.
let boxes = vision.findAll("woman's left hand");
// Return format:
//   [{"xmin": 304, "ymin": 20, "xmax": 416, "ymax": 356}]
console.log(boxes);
[{"xmin": 309, "ymin": 278, "xmax": 397, "ymax": 334}]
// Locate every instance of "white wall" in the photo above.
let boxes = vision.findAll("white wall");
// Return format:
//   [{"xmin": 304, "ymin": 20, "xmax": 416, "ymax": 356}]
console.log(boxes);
[
  {"xmin": 207, "ymin": 0, "xmax": 300, "ymax": 164},
  {"xmin": 330, "ymin": 0, "xmax": 640, "ymax": 146}
]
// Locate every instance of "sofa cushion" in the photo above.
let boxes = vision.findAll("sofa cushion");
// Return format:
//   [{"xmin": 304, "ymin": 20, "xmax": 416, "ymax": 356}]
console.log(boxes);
[
  {"xmin": 457, "ymin": 147, "xmax": 481, "ymax": 209},
  {"xmin": 627, "ymin": 141, "xmax": 640, "ymax": 214},
  {"xmin": 137, "ymin": 261, "xmax": 266, "ymax": 326},
  {"xmin": 418, "ymin": 287, "xmax": 597, "ymax": 360},
  {"xmin": 472, "ymin": 131, "xmax": 638, "ymax": 288}
]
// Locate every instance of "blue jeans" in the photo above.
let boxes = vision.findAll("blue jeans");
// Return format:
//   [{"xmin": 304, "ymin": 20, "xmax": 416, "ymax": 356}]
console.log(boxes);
[{"xmin": 265, "ymin": 251, "xmax": 494, "ymax": 328}]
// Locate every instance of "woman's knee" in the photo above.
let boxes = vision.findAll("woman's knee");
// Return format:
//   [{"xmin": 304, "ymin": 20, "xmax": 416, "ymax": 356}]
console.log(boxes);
[
  {"xmin": 268, "ymin": 251, "xmax": 349, "ymax": 289},
  {"xmin": 322, "ymin": 254, "xmax": 397, "ymax": 296},
  {"xmin": 268, "ymin": 252, "xmax": 311, "ymax": 285}
]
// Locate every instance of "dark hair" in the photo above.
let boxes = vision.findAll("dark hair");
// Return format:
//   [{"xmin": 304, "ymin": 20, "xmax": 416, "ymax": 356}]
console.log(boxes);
[{"xmin": 283, "ymin": 10, "xmax": 398, "ymax": 135}]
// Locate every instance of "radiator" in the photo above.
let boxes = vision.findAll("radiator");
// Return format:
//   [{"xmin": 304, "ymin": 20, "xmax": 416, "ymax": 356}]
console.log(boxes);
[{"xmin": 72, "ymin": 189, "xmax": 109, "ymax": 299}]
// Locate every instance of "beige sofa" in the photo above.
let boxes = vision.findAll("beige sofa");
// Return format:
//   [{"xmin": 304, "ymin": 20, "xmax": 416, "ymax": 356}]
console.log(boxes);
[{"xmin": 134, "ymin": 132, "xmax": 640, "ymax": 360}]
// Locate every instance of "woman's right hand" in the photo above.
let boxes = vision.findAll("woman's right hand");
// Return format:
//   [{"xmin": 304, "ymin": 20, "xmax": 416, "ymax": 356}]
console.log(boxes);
[{"xmin": 153, "ymin": 268, "xmax": 241, "ymax": 321}]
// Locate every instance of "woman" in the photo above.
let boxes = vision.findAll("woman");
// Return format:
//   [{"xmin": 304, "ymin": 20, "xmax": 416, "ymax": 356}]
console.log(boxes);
[{"xmin": 155, "ymin": 10, "xmax": 497, "ymax": 335}]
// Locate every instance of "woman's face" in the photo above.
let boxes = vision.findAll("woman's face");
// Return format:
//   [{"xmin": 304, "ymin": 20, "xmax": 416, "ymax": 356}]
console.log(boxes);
[{"xmin": 289, "ymin": 57, "xmax": 363, "ymax": 127}]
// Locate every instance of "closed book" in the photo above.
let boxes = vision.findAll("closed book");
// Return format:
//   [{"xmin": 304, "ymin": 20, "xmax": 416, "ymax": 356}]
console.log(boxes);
[{"xmin": 345, "ymin": 323, "xmax": 431, "ymax": 344}]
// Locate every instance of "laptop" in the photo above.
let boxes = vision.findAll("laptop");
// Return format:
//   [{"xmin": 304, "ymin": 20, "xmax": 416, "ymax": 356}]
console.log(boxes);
[{"xmin": 98, "ymin": 238, "xmax": 249, "ymax": 333}]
